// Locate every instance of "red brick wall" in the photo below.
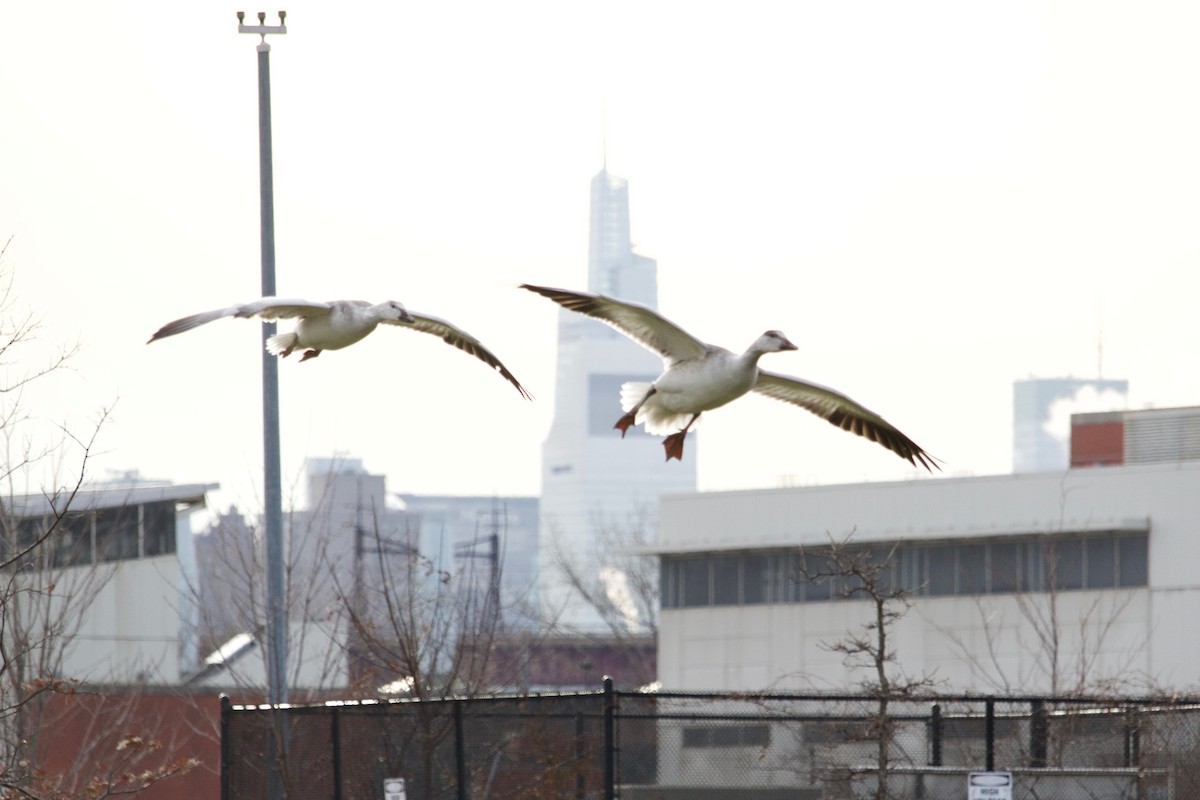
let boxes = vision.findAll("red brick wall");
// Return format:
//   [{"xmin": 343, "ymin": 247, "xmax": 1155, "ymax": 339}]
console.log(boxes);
[
  {"xmin": 1071, "ymin": 420, "xmax": 1124, "ymax": 467},
  {"xmin": 33, "ymin": 690, "xmax": 223, "ymax": 799}
]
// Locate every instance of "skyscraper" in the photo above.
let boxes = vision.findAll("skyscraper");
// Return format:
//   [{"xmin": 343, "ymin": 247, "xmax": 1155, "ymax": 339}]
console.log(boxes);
[{"xmin": 538, "ymin": 169, "xmax": 698, "ymax": 632}]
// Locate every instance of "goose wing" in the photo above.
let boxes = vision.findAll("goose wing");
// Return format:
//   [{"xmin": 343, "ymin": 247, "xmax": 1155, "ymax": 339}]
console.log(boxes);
[
  {"xmin": 401, "ymin": 312, "xmax": 532, "ymax": 400},
  {"xmin": 148, "ymin": 297, "xmax": 334, "ymax": 342},
  {"xmin": 520, "ymin": 284, "xmax": 708, "ymax": 365},
  {"xmin": 754, "ymin": 370, "xmax": 939, "ymax": 472}
]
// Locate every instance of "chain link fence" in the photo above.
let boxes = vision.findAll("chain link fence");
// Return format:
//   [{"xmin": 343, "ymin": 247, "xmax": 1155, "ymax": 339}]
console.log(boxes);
[{"xmin": 222, "ymin": 684, "xmax": 1200, "ymax": 799}]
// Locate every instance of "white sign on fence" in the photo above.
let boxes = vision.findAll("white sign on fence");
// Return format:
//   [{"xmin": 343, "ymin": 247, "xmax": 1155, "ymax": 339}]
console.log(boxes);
[
  {"xmin": 968, "ymin": 771, "xmax": 1012, "ymax": 800},
  {"xmin": 383, "ymin": 777, "xmax": 407, "ymax": 800}
]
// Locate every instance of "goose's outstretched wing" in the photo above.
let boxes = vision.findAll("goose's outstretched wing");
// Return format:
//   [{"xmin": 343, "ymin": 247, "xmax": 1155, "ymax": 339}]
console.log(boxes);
[
  {"xmin": 520, "ymin": 284, "xmax": 708, "ymax": 365},
  {"xmin": 754, "ymin": 370, "xmax": 940, "ymax": 472},
  {"xmin": 148, "ymin": 298, "xmax": 335, "ymax": 343},
  {"xmin": 403, "ymin": 312, "xmax": 532, "ymax": 400}
]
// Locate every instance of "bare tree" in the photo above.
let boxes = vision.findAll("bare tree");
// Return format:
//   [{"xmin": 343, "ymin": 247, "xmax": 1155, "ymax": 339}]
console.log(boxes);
[
  {"xmin": 0, "ymin": 243, "xmax": 192, "ymax": 798},
  {"xmin": 798, "ymin": 536, "xmax": 941, "ymax": 800}
]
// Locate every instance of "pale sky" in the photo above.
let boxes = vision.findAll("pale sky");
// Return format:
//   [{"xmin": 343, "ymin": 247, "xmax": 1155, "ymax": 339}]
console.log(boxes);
[{"xmin": 2, "ymin": 2, "xmax": 1198, "ymax": 515}]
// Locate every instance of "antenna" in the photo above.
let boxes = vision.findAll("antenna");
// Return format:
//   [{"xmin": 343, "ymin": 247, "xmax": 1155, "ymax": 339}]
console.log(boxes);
[
  {"xmin": 601, "ymin": 94, "xmax": 608, "ymax": 172},
  {"xmin": 1096, "ymin": 296, "xmax": 1104, "ymax": 379}
]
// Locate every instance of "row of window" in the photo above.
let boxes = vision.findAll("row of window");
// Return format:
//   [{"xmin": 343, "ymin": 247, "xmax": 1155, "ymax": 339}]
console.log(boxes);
[
  {"xmin": 1, "ymin": 502, "xmax": 178, "ymax": 570},
  {"xmin": 660, "ymin": 533, "xmax": 1149, "ymax": 609}
]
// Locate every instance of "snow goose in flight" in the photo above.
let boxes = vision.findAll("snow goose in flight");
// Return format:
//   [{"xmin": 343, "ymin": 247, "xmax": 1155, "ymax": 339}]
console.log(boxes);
[
  {"xmin": 149, "ymin": 297, "xmax": 531, "ymax": 399},
  {"xmin": 520, "ymin": 284, "xmax": 936, "ymax": 469}
]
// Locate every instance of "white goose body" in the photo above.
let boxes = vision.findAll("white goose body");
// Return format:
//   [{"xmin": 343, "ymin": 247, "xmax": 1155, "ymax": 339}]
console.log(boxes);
[
  {"xmin": 267, "ymin": 300, "xmax": 393, "ymax": 355},
  {"xmin": 521, "ymin": 283, "xmax": 937, "ymax": 469},
  {"xmin": 149, "ymin": 296, "xmax": 531, "ymax": 398},
  {"xmin": 621, "ymin": 342, "xmax": 773, "ymax": 436}
]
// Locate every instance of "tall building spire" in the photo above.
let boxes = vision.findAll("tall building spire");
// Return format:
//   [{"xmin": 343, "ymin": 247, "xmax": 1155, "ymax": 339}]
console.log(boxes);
[{"xmin": 537, "ymin": 167, "xmax": 697, "ymax": 632}]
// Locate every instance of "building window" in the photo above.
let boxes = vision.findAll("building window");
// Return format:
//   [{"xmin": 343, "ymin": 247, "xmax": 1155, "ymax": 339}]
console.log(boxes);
[
  {"xmin": 682, "ymin": 559, "xmax": 709, "ymax": 607},
  {"xmin": 660, "ymin": 531, "xmax": 1149, "ymax": 611},
  {"xmin": 1086, "ymin": 537, "xmax": 1116, "ymax": 589},
  {"xmin": 960, "ymin": 544, "xmax": 986, "ymax": 594},
  {"xmin": 989, "ymin": 542, "xmax": 1020, "ymax": 593},
  {"xmin": 743, "ymin": 554, "xmax": 769, "ymax": 605},
  {"xmin": 50, "ymin": 513, "xmax": 93, "ymax": 568},
  {"xmin": 1117, "ymin": 536, "xmax": 1148, "ymax": 586},
  {"xmin": 95, "ymin": 507, "xmax": 139, "ymax": 562},
  {"xmin": 682, "ymin": 724, "xmax": 771, "ymax": 749},
  {"xmin": 143, "ymin": 502, "xmax": 177, "ymax": 557},
  {"xmin": 1049, "ymin": 538, "xmax": 1084, "ymax": 591},
  {"xmin": 926, "ymin": 546, "xmax": 956, "ymax": 596}
]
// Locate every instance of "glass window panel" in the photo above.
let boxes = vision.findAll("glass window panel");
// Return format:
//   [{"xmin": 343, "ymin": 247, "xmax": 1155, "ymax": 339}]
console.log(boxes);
[
  {"xmin": 143, "ymin": 503, "xmax": 176, "ymax": 557},
  {"xmin": 772, "ymin": 553, "xmax": 800, "ymax": 603},
  {"xmin": 802, "ymin": 554, "xmax": 833, "ymax": 602},
  {"xmin": 926, "ymin": 546, "xmax": 956, "ymax": 596},
  {"xmin": 989, "ymin": 542, "xmax": 1020, "ymax": 593},
  {"xmin": 660, "ymin": 560, "xmax": 675, "ymax": 609},
  {"xmin": 95, "ymin": 507, "xmax": 139, "ymax": 562},
  {"xmin": 1086, "ymin": 537, "xmax": 1116, "ymax": 589},
  {"xmin": 959, "ymin": 544, "xmax": 986, "ymax": 595},
  {"xmin": 682, "ymin": 559, "xmax": 710, "ymax": 607},
  {"xmin": 1117, "ymin": 536, "xmax": 1148, "ymax": 587},
  {"xmin": 894, "ymin": 547, "xmax": 914, "ymax": 595},
  {"xmin": 1050, "ymin": 538, "xmax": 1084, "ymax": 591},
  {"xmin": 1022, "ymin": 541, "xmax": 1043, "ymax": 592},
  {"xmin": 50, "ymin": 513, "xmax": 92, "ymax": 568},
  {"xmin": 712, "ymin": 556, "xmax": 740, "ymax": 606},
  {"xmin": 743, "ymin": 554, "xmax": 768, "ymax": 604}
]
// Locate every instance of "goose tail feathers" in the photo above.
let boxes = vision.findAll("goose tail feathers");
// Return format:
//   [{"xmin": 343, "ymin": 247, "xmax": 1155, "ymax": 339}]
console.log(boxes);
[{"xmin": 266, "ymin": 332, "xmax": 298, "ymax": 357}]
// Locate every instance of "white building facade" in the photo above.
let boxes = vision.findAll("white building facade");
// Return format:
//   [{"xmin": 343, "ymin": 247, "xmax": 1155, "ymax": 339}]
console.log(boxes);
[
  {"xmin": 656, "ymin": 462, "xmax": 1200, "ymax": 694},
  {"xmin": 4, "ymin": 482, "xmax": 213, "ymax": 684}
]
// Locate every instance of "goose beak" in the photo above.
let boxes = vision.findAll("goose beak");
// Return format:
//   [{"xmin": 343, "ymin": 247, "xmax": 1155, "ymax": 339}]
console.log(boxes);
[{"xmin": 781, "ymin": 338, "xmax": 798, "ymax": 351}]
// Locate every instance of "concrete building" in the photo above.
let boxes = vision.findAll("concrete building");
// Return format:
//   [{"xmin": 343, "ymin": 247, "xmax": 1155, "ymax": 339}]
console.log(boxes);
[
  {"xmin": 1072, "ymin": 405, "xmax": 1200, "ymax": 467},
  {"xmin": 655, "ymin": 460, "xmax": 1199, "ymax": 694},
  {"xmin": 539, "ymin": 167, "xmax": 697, "ymax": 631},
  {"xmin": 3, "ymin": 481, "xmax": 213, "ymax": 684}
]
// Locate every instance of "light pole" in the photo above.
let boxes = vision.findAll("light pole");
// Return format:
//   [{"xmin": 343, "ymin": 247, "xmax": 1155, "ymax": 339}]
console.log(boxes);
[{"xmin": 237, "ymin": 9, "xmax": 287, "ymax": 707}]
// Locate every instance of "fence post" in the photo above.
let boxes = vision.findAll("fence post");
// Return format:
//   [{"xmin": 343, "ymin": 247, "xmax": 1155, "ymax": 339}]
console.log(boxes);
[
  {"xmin": 1029, "ymin": 699, "xmax": 1047, "ymax": 768},
  {"xmin": 455, "ymin": 700, "xmax": 469, "ymax": 800},
  {"xmin": 928, "ymin": 703, "xmax": 942, "ymax": 767},
  {"xmin": 985, "ymin": 698, "xmax": 996, "ymax": 772},
  {"xmin": 1123, "ymin": 705, "xmax": 1140, "ymax": 768},
  {"xmin": 603, "ymin": 676, "xmax": 616, "ymax": 800},
  {"xmin": 575, "ymin": 712, "xmax": 585, "ymax": 800},
  {"xmin": 331, "ymin": 706, "xmax": 342, "ymax": 800},
  {"xmin": 220, "ymin": 695, "xmax": 231, "ymax": 800}
]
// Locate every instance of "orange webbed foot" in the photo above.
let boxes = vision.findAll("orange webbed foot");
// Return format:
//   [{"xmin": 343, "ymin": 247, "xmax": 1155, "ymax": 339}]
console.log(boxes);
[
  {"xmin": 662, "ymin": 432, "xmax": 687, "ymax": 461},
  {"xmin": 614, "ymin": 412, "xmax": 637, "ymax": 438}
]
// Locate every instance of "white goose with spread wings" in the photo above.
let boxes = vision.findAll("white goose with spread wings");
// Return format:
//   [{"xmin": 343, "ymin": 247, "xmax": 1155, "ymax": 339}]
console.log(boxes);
[
  {"xmin": 520, "ymin": 284, "xmax": 936, "ymax": 469},
  {"xmin": 148, "ymin": 297, "xmax": 531, "ymax": 399}
]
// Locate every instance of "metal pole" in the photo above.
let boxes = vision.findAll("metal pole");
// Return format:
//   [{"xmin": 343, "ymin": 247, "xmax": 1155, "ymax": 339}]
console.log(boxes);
[
  {"xmin": 928, "ymin": 703, "xmax": 942, "ymax": 767},
  {"xmin": 1029, "ymin": 699, "xmax": 1047, "ymax": 768},
  {"xmin": 219, "ymin": 695, "xmax": 231, "ymax": 800},
  {"xmin": 985, "ymin": 698, "xmax": 996, "ymax": 772},
  {"xmin": 237, "ymin": 8, "xmax": 288, "ymax": 708},
  {"xmin": 454, "ymin": 700, "xmax": 468, "ymax": 800},
  {"xmin": 602, "ymin": 676, "xmax": 616, "ymax": 800}
]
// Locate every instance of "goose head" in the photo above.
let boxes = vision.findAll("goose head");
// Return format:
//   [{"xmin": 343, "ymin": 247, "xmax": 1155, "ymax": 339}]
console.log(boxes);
[
  {"xmin": 374, "ymin": 300, "xmax": 415, "ymax": 324},
  {"xmin": 750, "ymin": 330, "xmax": 798, "ymax": 354}
]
